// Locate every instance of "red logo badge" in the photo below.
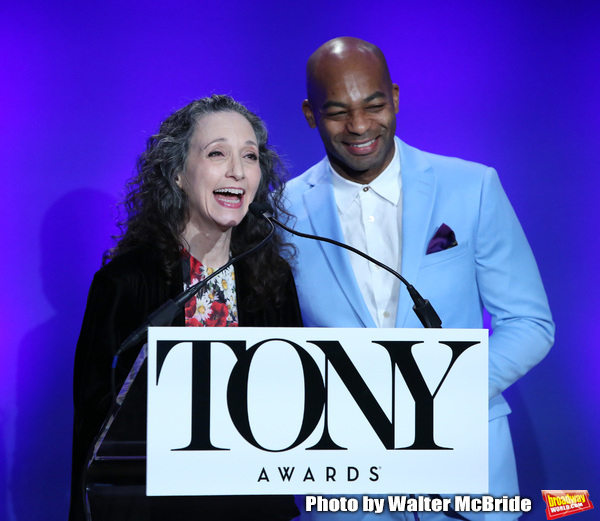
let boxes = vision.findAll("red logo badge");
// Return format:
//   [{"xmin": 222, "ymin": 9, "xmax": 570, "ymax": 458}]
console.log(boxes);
[{"xmin": 541, "ymin": 490, "xmax": 593, "ymax": 519}]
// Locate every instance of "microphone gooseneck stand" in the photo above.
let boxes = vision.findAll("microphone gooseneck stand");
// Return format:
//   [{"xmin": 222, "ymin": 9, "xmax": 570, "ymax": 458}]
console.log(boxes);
[{"xmin": 249, "ymin": 202, "xmax": 442, "ymax": 329}]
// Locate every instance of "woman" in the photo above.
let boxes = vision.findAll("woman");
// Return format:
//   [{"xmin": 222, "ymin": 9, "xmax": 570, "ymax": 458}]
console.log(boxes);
[{"xmin": 70, "ymin": 95, "xmax": 302, "ymax": 521}]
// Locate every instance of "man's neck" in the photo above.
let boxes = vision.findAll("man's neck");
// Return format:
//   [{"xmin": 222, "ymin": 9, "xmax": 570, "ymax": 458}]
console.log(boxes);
[{"xmin": 329, "ymin": 160, "xmax": 384, "ymax": 185}]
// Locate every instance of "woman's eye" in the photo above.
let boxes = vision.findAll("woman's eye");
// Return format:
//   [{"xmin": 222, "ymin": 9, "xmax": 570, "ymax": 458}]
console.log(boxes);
[
  {"xmin": 245, "ymin": 152, "xmax": 258, "ymax": 161},
  {"xmin": 208, "ymin": 150, "xmax": 224, "ymax": 157}
]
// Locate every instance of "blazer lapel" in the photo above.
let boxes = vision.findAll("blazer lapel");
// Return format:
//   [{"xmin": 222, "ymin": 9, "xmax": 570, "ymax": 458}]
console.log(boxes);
[
  {"xmin": 303, "ymin": 162, "xmax": 376, "ymax": 328},
  {"xmin": 395, "ymin": 139, "xmax": 437, "ymax": 327}
]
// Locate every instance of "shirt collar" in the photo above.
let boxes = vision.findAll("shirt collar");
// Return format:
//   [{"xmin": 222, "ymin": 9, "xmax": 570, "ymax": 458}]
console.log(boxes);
[{"xmin": 330, "ymin": 141, "xmax": 401, "ymax": 214}]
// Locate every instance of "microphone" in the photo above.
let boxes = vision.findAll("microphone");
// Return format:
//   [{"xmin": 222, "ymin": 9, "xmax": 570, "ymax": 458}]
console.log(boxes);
[{"xmin": 249, "ymin": 202, "xmax": 442, "ymax": 329}]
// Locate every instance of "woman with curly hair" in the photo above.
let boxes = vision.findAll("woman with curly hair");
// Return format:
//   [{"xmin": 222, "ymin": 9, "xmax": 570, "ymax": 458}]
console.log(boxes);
[{"xmin": 70, "ymin": 95, "xmax": 301, "ymax": 521}]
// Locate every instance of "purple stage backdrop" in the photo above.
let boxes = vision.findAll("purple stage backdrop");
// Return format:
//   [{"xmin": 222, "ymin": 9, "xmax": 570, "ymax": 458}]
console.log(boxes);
[{"xmin": 1, "ymin": 1, "xmax": 598, "ymax": 520}]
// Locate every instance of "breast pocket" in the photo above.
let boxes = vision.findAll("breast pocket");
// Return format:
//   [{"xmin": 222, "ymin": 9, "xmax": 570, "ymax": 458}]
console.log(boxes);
[
  {"xmin": 420, "ymin": 240, "xmax": 470, "ymax": 268},
  {"xmin": 416, "ymin": 241, "xmax": 477, "ymax": 327}
]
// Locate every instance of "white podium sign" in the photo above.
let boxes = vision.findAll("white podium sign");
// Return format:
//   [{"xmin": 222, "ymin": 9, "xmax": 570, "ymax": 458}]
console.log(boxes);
[{"xmin": 147, "ymin": 327, "xmax": 488, "ymax": 495}]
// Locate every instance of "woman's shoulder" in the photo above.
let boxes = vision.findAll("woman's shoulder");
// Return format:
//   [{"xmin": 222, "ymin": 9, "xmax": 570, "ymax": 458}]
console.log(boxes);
[
  {"xmin": 95, "ymin": 244, "xmax": 165, "ymax": 284},
  {"xmin": 87, "ymin": 244, "xmax": 181, "ymax": 316}
]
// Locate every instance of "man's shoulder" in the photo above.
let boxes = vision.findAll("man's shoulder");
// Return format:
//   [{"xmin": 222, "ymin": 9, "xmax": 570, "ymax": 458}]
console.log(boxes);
[
  {"xmin": 399, "ymin": 138, "xmax": 493, "ymax": 177},
  {"xmin": 427, "ymin": 151, "xmax": 492, "ymax": 176},
  {"xmin": 398, "ymin": 139, "xmax": 499, "ymax": 197}
]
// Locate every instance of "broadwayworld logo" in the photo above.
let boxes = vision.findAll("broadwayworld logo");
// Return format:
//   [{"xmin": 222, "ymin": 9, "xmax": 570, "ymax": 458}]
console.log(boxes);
[{"xmin": 541, "ymin": 490, "xmax": 594, "ymax": 520}]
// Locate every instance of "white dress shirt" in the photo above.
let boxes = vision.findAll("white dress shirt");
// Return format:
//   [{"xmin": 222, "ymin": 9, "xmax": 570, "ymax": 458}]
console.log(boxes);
[{"xmin": 330, "ymin": 144, "xmax": 402, "ymax": 327}]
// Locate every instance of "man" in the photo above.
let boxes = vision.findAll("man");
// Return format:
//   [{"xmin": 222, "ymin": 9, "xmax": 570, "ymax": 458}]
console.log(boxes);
[{"xmin": 285, "ymin": 37, "xmax": 554, "ymax": 520}]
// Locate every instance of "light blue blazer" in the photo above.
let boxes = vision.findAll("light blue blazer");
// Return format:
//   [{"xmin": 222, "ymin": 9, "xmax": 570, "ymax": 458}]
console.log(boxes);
[{"xmin": 285, "ymin": 137, "xmax": 554, "ymax": 507}]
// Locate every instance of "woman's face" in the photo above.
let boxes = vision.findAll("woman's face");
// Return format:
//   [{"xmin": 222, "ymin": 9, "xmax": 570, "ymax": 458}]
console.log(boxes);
[{"xmin": 178, "ymin": 111, "xmax": 262, "ymax": 235}]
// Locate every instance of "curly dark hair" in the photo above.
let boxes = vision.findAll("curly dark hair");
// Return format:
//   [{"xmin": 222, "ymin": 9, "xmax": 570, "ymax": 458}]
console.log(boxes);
[{"xmin": 106, "ymin": 94, "xmax": 295, "ymax": 310}]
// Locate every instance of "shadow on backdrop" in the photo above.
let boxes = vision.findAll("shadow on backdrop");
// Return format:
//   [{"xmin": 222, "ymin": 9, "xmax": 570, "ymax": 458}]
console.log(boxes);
[
  {"xmin": 504, "ymin": 385, "xmax": 547, "ymax": 517},
  {"xmin": 12, "ymin": 189, "xmax": 117, "ymax": 521},
  {"xmin": 1, "ymin": 419, "xmax": 8, "ymax": 521}
]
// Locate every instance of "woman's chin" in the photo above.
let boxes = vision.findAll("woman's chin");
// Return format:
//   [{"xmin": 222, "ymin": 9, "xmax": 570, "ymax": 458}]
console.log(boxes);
[{"xmin": 213, "ymin": 217, "xmax": 243, "ymax": 233}]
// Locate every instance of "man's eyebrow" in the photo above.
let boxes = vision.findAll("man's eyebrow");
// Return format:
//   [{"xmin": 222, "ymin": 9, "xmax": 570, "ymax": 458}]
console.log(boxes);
[
  {"xmin": 321, "ymin": 100, "xmax": 349, "ymax": 111},
  {"xmin": 320, "ymin": 91, "xmax": 388, "ymax": 111},
  {"xmin": 363, "ymin": 91, "xmax": 387, "ymax": 103}
]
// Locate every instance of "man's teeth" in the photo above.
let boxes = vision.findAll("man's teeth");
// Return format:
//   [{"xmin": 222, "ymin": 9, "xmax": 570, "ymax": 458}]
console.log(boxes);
[{"xmin": 352, "ymin": 139, "xmax": 376, "ymax": 148}]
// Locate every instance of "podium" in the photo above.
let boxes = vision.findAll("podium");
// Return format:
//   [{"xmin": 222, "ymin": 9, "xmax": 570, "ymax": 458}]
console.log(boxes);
[
  {"xmin": 83, "ymin": 327, "xmax": 488, "ymax": 518},
  {"xmin": 83, "ymin": 345, "xmax": 148, "ymax": 519},
  {"xmin": 82, "ymin": 342, "xmax": 300, "ymax": 521}
]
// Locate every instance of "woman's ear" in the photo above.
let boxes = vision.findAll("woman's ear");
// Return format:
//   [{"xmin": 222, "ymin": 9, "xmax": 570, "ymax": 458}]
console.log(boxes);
[{"xmin": 175, "ymin": 174, "xmax": 183, "ymax": 189}]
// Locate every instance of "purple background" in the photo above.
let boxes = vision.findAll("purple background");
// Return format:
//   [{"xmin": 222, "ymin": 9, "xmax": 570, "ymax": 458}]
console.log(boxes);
[{"xmin": 1, "ymin": 1, "xmax": 598, "ymax": 519}]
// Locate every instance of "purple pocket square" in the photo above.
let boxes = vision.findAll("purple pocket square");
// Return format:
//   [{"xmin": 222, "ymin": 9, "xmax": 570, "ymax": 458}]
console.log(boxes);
[{"xmin": 426, "ymin": 223, "xmax": 458, "ymax": 254}]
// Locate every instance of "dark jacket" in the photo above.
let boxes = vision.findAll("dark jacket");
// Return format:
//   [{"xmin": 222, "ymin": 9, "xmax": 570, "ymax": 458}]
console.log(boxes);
[{"xmin": 70, "ymin": 246, "xmax": 302, "ymax": 521}]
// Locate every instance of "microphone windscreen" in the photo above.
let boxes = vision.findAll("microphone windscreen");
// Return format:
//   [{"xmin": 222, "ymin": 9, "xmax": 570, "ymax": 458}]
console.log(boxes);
[{"xmin": 249, "ymin": 201, "xmax": 274, "ymax": 218}]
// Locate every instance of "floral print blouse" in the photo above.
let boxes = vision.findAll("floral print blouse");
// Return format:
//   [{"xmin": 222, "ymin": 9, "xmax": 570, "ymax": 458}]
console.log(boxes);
[{"xmin": 181, "ymin": 249, "xmax": 239, "ymax": 327}]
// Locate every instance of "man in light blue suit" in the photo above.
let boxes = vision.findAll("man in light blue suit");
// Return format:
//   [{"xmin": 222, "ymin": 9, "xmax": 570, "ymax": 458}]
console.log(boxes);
[{"xmin": 286, "ymin": 37, "xmax": 554, "ymax": 520}]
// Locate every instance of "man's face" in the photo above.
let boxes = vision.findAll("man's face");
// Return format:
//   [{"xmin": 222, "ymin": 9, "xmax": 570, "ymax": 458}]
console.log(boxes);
[{"xmin": 303, "ymin": 56, "xmax": 399, "ymax": 184}]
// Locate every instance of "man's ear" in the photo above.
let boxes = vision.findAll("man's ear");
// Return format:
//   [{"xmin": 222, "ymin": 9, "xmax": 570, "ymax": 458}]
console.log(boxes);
[
  {"xmin": 302, "ymin": 99, "xmax": 317, "ymax": 128},
  {"xmin": 392, "ymin": 83, "xmax": 400, "ymax": 114}
]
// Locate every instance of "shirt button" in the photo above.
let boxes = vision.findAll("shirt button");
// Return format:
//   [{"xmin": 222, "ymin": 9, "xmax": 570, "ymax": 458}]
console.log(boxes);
[
  {"xmin": 368, "ymin": 215, "xmax": 375, "ymax": 222},
  {"xmin": 383, "ymin": 311, "xmax": 391, "ymax": 318},
  {"xmin": 363, "ymin": 186, "xmax": 369, "ymax": 192}
]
